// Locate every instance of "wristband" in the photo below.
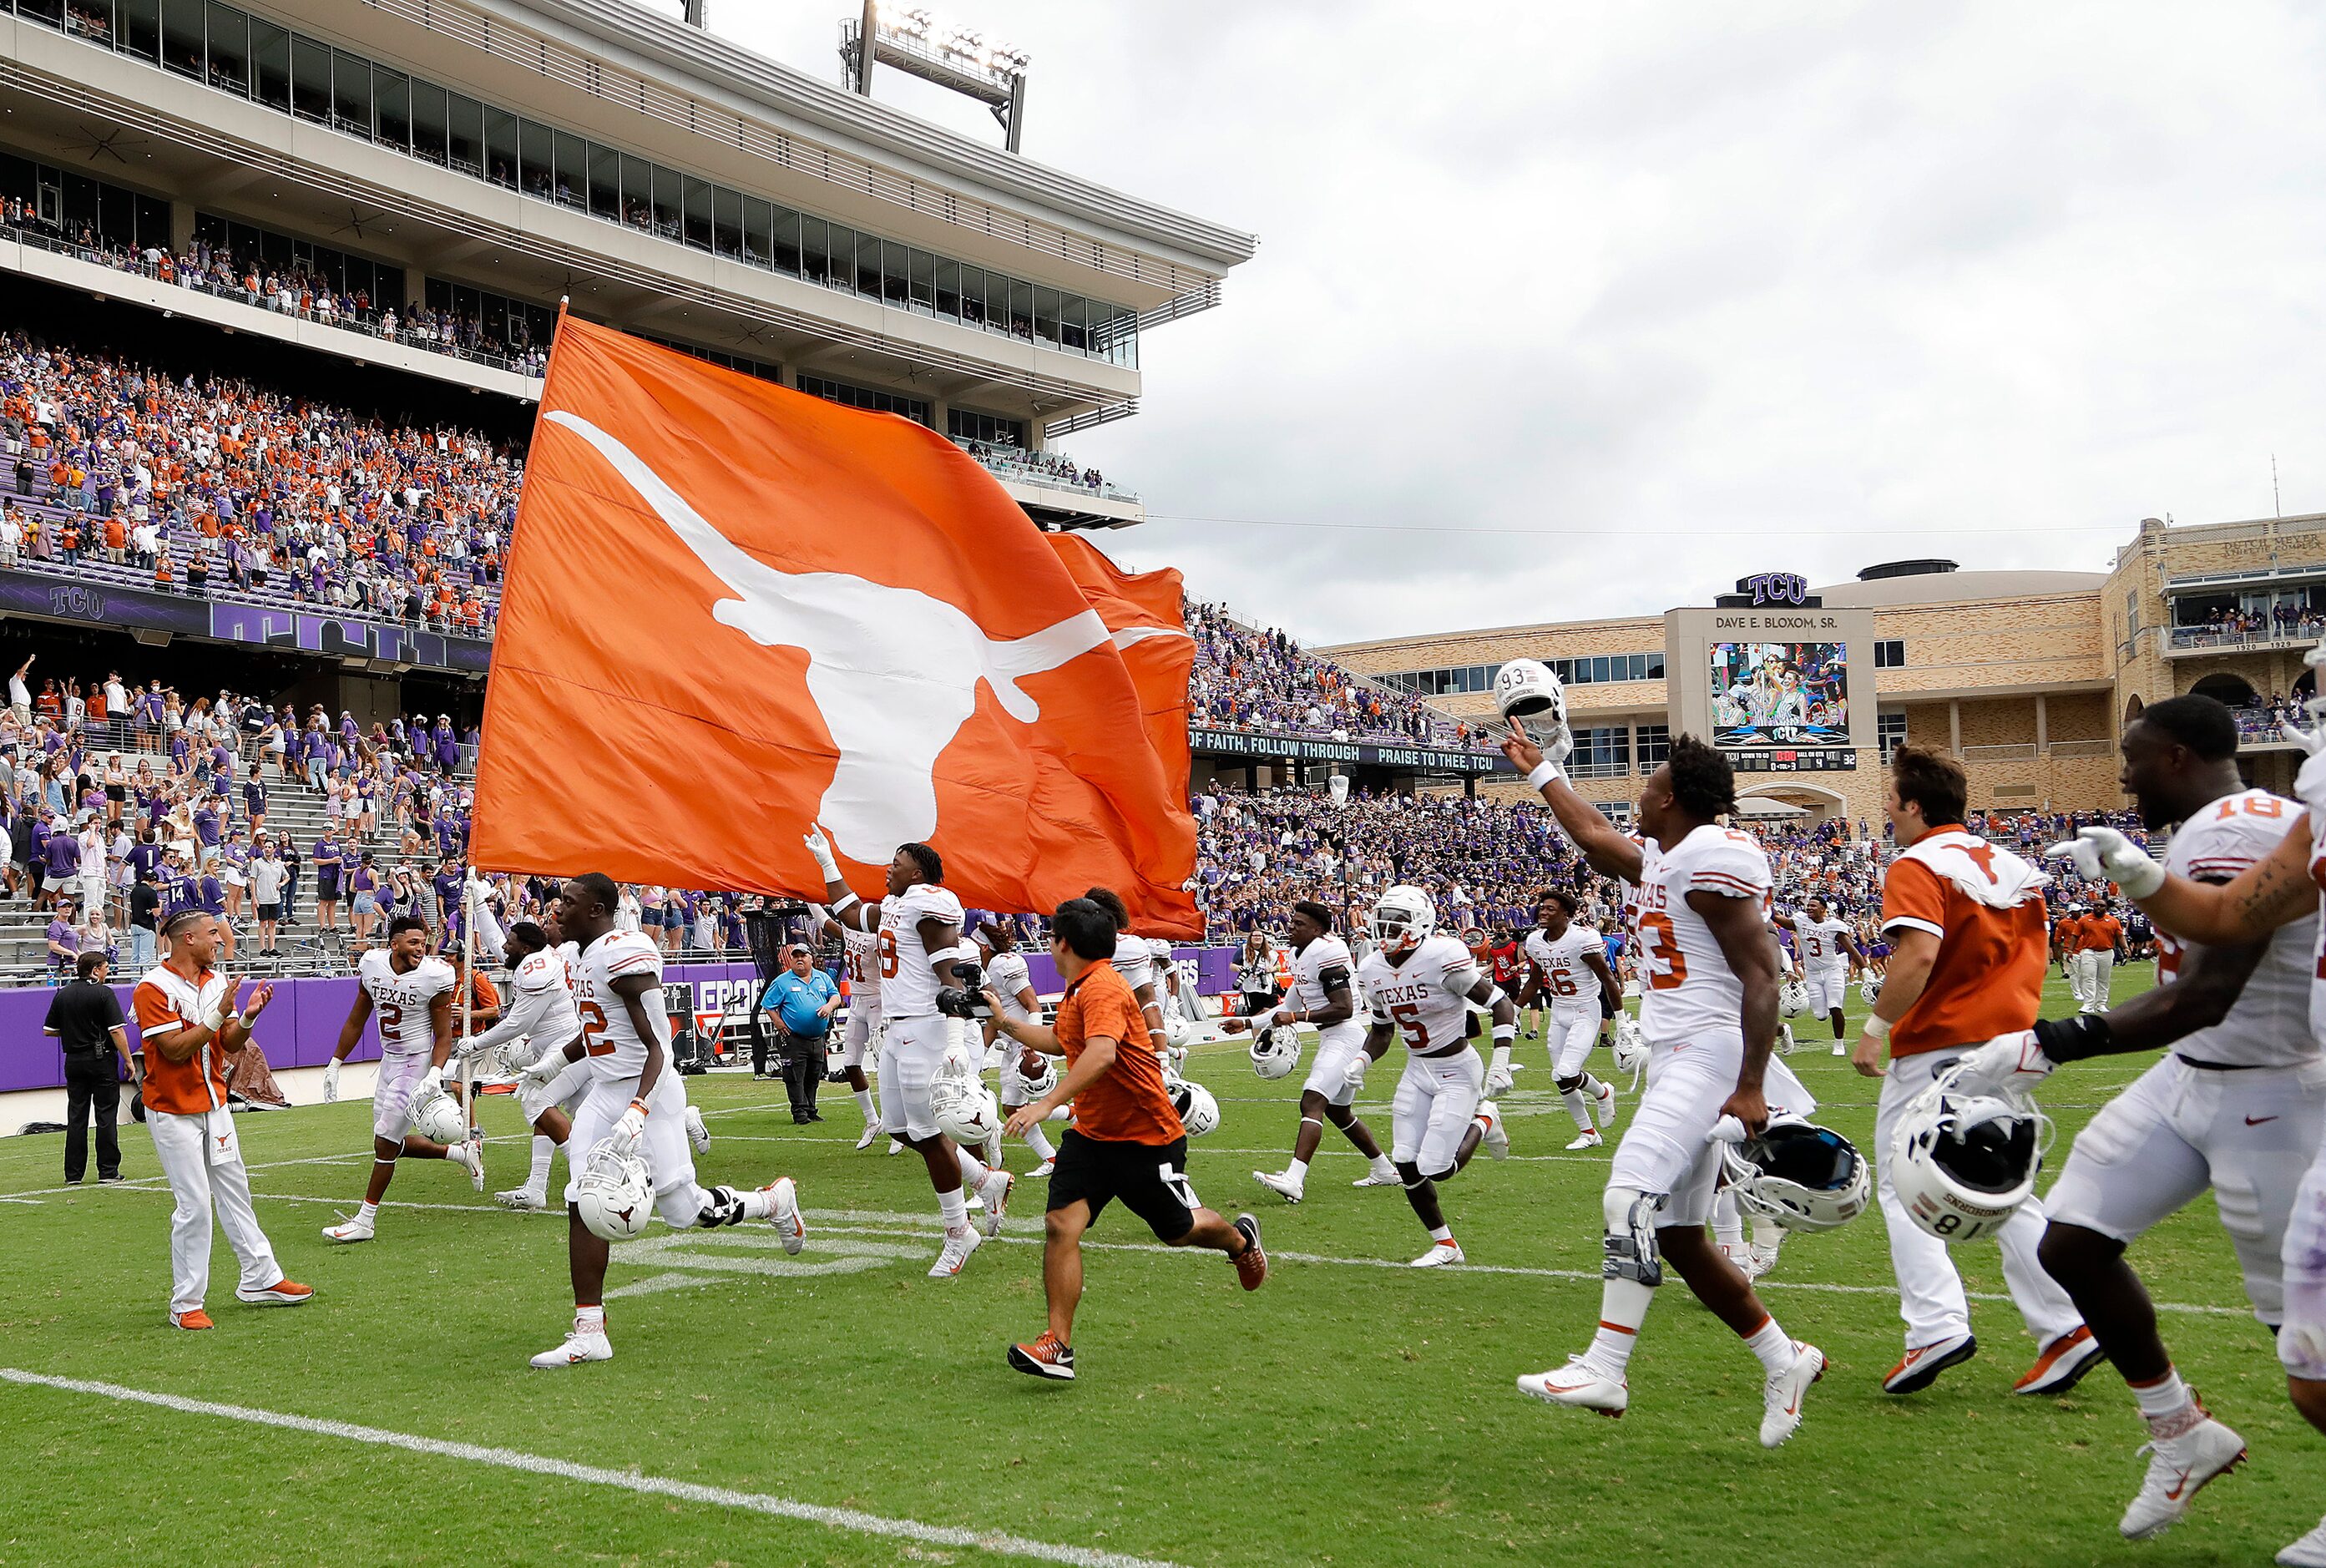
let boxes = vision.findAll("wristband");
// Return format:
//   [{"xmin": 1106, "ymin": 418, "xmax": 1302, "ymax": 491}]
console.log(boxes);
[
  {"xmin": 1861, "ymin": 1015, "xmax": 1891, "ymax": 1044},
  {"xmin": 628, "ymin": 1098, "xmax": 649, "ymax": 1117},
  {"xmin": 830, "ymin": 893, "xmax": 860, "ymax": 914},
  {"xmin": 1527, "ymin": 760, "xmax": 1560, "ymax": 791},
  {"xmin": 1491, "ymin": 1023, "xmax": 1515, "ymax": 1043},
  {"xmin": 2031, "ymin": 1012, "xmax": 2110, "ymax": 1063}
]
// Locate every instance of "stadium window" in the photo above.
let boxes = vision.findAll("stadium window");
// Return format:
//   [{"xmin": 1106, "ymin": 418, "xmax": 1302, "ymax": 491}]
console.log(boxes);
[
  {"xmin": 714, "ymin": 185, "xmax": 744, "ymax": 260},
  {"xmin": 372, "ymin": 67, "xmax": 411, "ymax": 154},
  {"xmin": 483, "ymin": 106, "xmax": 518, "ymax": 188},
  {"xmin": 552, "ymin": 129, "xmax": 587, "ymax": 207},
  {"xmin": 448, "ymin": 93, "xmax": 485, "ymax": 177},
  {"xmin": 1636, "ymin": 725, "xmax": 1671, "ymax": 768},
  {"xmin": 410, "ymin": 80, "xmax": 448, "ymax": 166},
  {"xmin": 1878, "ymin": 711, "xmax": 1908, "ymax": 761},
  {"xmin": 744, "ymin": 196, "xmax": 775, "ymax": 268},
  {"xmin": 1873, "ymin": 639, "xmax": 1906, "ymax": 668},
  {"xmin": 934, "ymin": 258, "xmax": 962, "ymax": 321},
  {"xmin": 682, "ymin": 176, "xmax": 714, "ymax": 250},
  {"xmin": 205, "ymin": 2, "xmax": 247, "ymax": 94},
  {"xmin": 798, "ymin": 376, "xmax": 932, "ymax": 427},
  {"xmin": 331, "ymin": 48, "xmax": 371, "ymax": 139},
  {"xmin": 856, "ymin": 234, "xmax": 885, "ymax": 299},
  {"xmin": 1647, "ymin": 652, "xmax": 1666, "ymax": 679},
  {"xmin": 1573, "ymin": 726, "xmax": 1631, "ymax": 777},
  {"xmin": 651, "ymin": 163, "xmax": 684, "ymax": 240},
  {"xmin": 517, "ymin": 117, "xmax": 553, "ymax": 200},
  {"xmin": 160, "ymin": 0, "xmax": 200, "ymax": 78},
  {"xmin": 120, "ymin": 0, "xmax": 161, "ymax": 63},
  {"xmin": 250, "ymin": 16, "xmax": 288, "ymax": 110},
  {"xmin": 949, "ymin": 409, "xmax": 1029, "ymax": 448}
]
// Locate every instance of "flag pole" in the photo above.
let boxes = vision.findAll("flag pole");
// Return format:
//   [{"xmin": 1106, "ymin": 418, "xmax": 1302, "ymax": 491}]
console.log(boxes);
[{"xmin": 461, "ymin": 876, "xmax": 478, "ymax": 1141}]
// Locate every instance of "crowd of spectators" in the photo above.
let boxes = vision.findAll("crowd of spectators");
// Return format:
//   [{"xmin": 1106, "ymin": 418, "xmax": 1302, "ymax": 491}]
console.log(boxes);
[
  {"xmin": 1, "ymin": 335, "xmax": 512, "ymax": 631},
  {"xmin": 1, "ymin": 200, "xmax": 550, "ymax": 378},
  {"xmin": 956, "ymin": 438, "xmax": 1112, "ymax": 495},
  {"xmin": 2174, "ymin": 604, "xmax": 2326, "ymax": 646},
  {"xmin": 1186, "ymin": 600, "xmax": 1479, "ymax": 750}
]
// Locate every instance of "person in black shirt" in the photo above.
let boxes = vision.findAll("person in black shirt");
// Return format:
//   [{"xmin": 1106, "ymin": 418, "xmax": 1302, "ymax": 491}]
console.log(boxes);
[
  {"xmin": 44, "ymin": 951, "xmax": 132, "ymax": 1183},
  {"xmin": 128, "ymin": 869, "xmax": 162, "ymax": 973}
]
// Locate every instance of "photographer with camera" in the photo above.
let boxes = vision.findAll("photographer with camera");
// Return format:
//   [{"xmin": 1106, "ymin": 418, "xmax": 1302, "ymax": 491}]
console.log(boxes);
[{"xmin": 761, "ymin": 942, "xmax": 840, "ymax": 1125}]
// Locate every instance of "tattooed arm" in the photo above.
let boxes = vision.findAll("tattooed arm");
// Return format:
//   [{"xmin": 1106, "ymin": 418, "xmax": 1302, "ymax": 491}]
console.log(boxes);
[{"xmin": 2130, "ymin": 816, "xmax": 2317, "ymax": 947}]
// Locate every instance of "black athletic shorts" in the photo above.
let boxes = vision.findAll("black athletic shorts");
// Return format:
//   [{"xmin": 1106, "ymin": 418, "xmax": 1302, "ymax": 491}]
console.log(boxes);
[{"xmin": 1046, "ymin": 1128, "xmax": 1197, "ymax": 1242}]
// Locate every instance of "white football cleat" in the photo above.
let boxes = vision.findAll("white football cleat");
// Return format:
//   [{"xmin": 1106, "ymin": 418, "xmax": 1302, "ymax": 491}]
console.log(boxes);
[
  {"xmin": 1717, "ymin": 1240, "xmax": 1763, "ymax": 1280},
  {"xmin": 1353, "ymin": 1162, "xmax": 1402, "ymax": 1188},
  {"xmin": 1410, "ymin": 1238, "xmax": 1465, "ymax": 1267},
  {"xmin": 854, "ymin": 1122, "xmax": 886, "ymax": 1151},
  {"xmin": 684, "ymin": 1105, "xmax": 710, "ymax": 1154},
  {"xmin": 1747, "ymin": 1239, "xmax": 1782, "ymax": 1279},
  {"xmin": 1565, "ymin": 1129, "xmax": 1604, "ymax": 1151},
  {"xmin": 1517, "ymin": 1356, "xmax": 1627, "ymax": 1418},
  {"xmin": 494, "ymin": 1187, "xmax": 547, "ymax": 1211},
  {"xmin": 321, "ymin": 1213, "xmax": 374, "ymax": 1244},
  {"xmin": 449, "ymin": 1136, "xmax": 484, "ymax": 1192},
  {"xmin": 2279, "ymin": 1514, "xmax": 2326, "ymax": 1567},
  {"xmin": 1760, "ymin": 1342, "xmax": 1825, "ymax": 1449},
  {"xmin": 1028, "ymin": 1159, "xmax": 1054, "ymax": 1178},
  {"xmin": 1476, "ymin": 1100, "xmax": 1509, "ymax": 1161},
  {"xmin": 974, "ymin": 1166, "xmax": 1014, "ymax": 1237},
  {"xmin": 529, "ymin": 1328, "xmax": 613, "ymax": 1369},
  {"xmin": 928, "ymin": 1227, "xmax": 984, "ymax": 1278},
  {"xmin": 887, "ymin": 1138, "xmax": 906, "ymax": 1156},
  {"xmin": 1831, "ymin": 1041, "xmax": 1847, "ymax": 1056},
  {"xmin": 1593, "ymin": 1080, "xmax": 1620, "ymax": 1129},
  {"xmin": 2121, "ymin": 1407, "xmax": 2247, "ymax": 1540},
  {"xmin": 1254, "ymin": 1169, "xmax": 1304, "ymax": 1205},
  {"xmin": 761, "ymin": 1177, "xmax": 807, "ymax": 1256}
]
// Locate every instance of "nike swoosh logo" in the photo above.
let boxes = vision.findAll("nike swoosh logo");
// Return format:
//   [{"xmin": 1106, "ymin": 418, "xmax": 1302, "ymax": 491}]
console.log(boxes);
[
  {"xmin": 2164, "ymin": 1468, "xmax": 2193, "ymax": 1500},
  {"xmin": 2248, "ymin": 1115, "xmax": 2280, "ymax": 1126}
]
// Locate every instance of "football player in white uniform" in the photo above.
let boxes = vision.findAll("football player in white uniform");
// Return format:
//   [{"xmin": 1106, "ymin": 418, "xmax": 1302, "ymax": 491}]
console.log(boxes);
[
  {"xmin": 1773, "ymin": 895, "xmax": 1863, "ymax": 1053},
  {"xmin": 319, "ymin": 914, "xmax": 479, "ymax": 1242},
  {"xmin": 1518, "ymin": 890, "xmax": 1622, "ymax": 1150},
  {"xmin": 984, "ymin": 917, "xmax": 1059, "ymax": 1177},
  {"xmin": 808, "ymin": 830, "xmax": 1015, "ymax": 1277},
  {"xmin": 1353, "ymin": 885, "xmax": 1516, "ymax": 1266},
  {"xmin": 523, "ymin": 874, "xmax": 805, "ymax": 1368},
  {"xmin": 454, "ymin": 909, "xmax": 588, "ymax": 1212},
  {"xmin": 817, "ymin": 904, "xmax": 889, "ymax": 1151},
  {"xmin": 1964, "ymin": 698, "xmax": 2315, "ymax": 1540},
  {"xmin": 1507, "ymin": 724, "xmax": 1825, "ymax": 1448},
  {"xmin": 1223, "ymin": 900, "xmax": 1398, "ymax": 1202}
]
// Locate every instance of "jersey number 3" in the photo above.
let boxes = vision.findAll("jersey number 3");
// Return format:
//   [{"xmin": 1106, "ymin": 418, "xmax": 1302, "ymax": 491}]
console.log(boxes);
[{"xmin": 1635, "ymin": 913, "xmax": 1690, "ymax": 991}]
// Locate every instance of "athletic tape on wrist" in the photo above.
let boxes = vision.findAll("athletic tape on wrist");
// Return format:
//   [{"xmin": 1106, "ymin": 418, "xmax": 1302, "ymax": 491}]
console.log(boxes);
[
  {"xmin": 1527, "ymin": 760, "xmax": 1560, "ymax": 790},
  {"xmin": 1862, "ymin": 1015, "xmax": 1891, "ymax": 1044}
]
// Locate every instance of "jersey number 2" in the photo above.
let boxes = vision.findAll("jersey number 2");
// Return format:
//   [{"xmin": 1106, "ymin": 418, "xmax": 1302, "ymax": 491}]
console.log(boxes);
[{"xmin": 578, "ymin": 1001, "xmax": 614, "ymax": 1056}]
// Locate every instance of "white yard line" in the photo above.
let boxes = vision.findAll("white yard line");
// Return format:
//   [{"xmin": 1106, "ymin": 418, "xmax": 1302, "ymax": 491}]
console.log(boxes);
[{"xmin": 0, "ymin": 1368, "xmax": 1181, "ymax": 1568}]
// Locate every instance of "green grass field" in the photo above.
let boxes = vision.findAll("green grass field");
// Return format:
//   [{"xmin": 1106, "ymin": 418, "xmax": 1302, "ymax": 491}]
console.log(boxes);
[{"xmin": 3, "ymin": 962, "xmax": 2321, "ymax": 1567}]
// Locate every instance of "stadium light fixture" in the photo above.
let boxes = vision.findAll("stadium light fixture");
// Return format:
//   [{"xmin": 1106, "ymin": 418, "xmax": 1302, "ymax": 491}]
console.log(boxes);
[{"xmin": 839, "ymin": 0, "xmax": 1030, "ymax": 153}]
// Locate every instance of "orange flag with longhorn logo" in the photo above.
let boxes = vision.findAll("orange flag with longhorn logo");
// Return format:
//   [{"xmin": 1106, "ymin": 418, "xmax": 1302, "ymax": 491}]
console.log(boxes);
[{"xmin": 470, "ymin": 316, "xmax": 1200, "ymax": 936}]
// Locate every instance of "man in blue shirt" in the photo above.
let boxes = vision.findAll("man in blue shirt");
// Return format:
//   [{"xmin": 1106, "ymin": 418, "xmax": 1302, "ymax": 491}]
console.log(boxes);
[{"xmin": 761, "ymin": 943, "xmax": 839, "ymax": 1125}]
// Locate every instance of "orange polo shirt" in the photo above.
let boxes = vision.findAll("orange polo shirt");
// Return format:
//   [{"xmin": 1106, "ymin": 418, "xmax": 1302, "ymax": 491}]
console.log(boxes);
[{"xmin": 1881, "ymin": 857, "xmax": 2050, "ymax": 1056}]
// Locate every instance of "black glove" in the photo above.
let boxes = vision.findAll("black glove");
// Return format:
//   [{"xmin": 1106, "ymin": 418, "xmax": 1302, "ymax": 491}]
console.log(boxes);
[
  {"xmin": 2030, "ymin": 1012, "xmax": 2112, "ymax": 1063},
  {"xmin": 935, "ymin": 986, "xmax": 975, "ymax": 1019}
]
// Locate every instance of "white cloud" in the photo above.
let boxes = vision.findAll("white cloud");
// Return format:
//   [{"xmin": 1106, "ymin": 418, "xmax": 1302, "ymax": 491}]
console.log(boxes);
[{"xmin": 712, "ymin": 1, "xmax": 2326, "ymax": 643}]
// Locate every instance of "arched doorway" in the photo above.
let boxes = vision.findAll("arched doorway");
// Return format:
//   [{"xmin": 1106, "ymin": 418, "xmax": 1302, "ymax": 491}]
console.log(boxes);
[
  {"xmin": 2191, "ymin": 672, "xmax": 2258, "ymax": 708},
  {"xmin": 2297, "ymin": 670, "xmax": 2316, "ymax": 704},
  {"xmin": 1736, "ymin": 781, "xmax": 1848, "ymax": 824},
  {"xmin": 2123, "ymin": 694, "xmax": 2144, "ymax": 723}
]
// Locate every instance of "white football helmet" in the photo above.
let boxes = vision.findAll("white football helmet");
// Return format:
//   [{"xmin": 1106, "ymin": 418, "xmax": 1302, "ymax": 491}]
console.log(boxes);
[
  {"xmin": 407, "ymin": 1088, "xmax": 467, "ymax": 1146},
  {"xmin": 571, "ymin": 1138, "xmax": 654, "ymax": 1242},
  {"xmin": 1170, "ymin": 1080, "xmax": 1220, "ymax": 1137},
  {"xmin": 1017, "ymin": 1051, "xmax": 1059, "ymax": 1100},
  {"xmin": 1778, "ymin": 979, "xmax": 1810, "ymax": 1019},
  {"xmin": 1859, "ymin": 975, "xmax": 1884, "ymax": 1009},
  {"xmin": 1493, "ymin": 658, "xmax": 1568, "ymax": 741},
  {"xmin": 1368, "ymin": 884, "xmax": 1436, "ymax": 955},
  {"xmin": 930, "ymin": 1044, "xmax": 1002, "ymax": 1148},
  {"xmin": 1720, "ymin": 1122, "xmax": 1869, "ymax": 1234},
  {"xmin": 1611, "ymin": 1015, "xmax": 1649, "ymax": 1075},
  {"xmin": 1889, "ymin": 1066, "xmax": 2048, "ymax": 1244},
  {"xmin": 1250, "ymin": 1024, "xmax": 1301, "ymax": 1080}
]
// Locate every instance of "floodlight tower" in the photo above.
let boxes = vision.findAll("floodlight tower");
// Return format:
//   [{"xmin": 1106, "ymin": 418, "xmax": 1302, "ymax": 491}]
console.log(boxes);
[{"xmin": 839, "ymin": 1, "xmax": 1032, "ymax": 153}]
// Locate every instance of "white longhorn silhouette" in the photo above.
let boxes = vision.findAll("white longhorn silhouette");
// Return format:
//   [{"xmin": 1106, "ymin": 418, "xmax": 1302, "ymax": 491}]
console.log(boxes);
[{"xmin": 544, "ymin": 411, "xmax": 1116, "ymax": 862}]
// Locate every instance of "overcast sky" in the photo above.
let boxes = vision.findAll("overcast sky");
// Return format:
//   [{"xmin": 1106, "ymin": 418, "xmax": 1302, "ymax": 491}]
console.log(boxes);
[{"xmin": 709, "ymin": 2, "xmax": 2326, "ymax": 645}]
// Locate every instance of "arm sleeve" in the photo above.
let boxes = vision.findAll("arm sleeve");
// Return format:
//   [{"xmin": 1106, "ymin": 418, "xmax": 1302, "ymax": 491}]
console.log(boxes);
[
  {"xmin": 1882, "ymin": 857, "xmax": 1947, "ymax": 939},
  {"xmin": 468, "ymin": 976, "xmax": 555, "ymax": 1055},
  {"xmin": 132, "ymin": 980, "xmax": 182, "ymax": 1039}
]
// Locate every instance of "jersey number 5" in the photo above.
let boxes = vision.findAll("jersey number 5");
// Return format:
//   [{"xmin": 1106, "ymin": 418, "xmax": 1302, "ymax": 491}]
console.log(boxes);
[
  {"xmin": 1635, "ymin": 913, "xmax": 1689, "ymax": 991},
  {"xmin": 1388, "ymin": 1001, "xmax": 1434, "ymax": 1049}
]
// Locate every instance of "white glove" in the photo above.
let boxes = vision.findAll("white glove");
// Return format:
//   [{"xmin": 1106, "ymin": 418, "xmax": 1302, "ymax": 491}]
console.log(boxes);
[
  {"xmin": 1484, "ymin": 1065, "xmax": 1513, "ymax": 1096},
  {"xmin": 450, "ymin": 1033, "xmax": 480, "ymax": 1060},
  {"xmin": 1706, "ymin": 1114, "xmax": 1749, "ymax": 1145},
  {"xmin": 321, "ymin": 1059, "xmax": 340, "ymax": 1102},
  {"xmin": 1343, "ymin": 1055, "xmax": 1371, "ymax": 1093},
  {"xmin": 417, "ymin": 1064, "xmax": 444, "ymax": 1099},
  {"xmin": 804, "ymin": 825, "xmax": 840, "ymax": 880},
  {"xmin": 519, "ymin": 1051, "xmax": 565, "ymax": 1090},
  {"xmin": 1950, "ymin": 1030, "xmax": 2056, "ymax": 1099},
  {"xmin": 607, "ymin": 1100, "xmax": 647, "ymax": 1157},
  {"xmin": 2044, "ymin": 827, "xmax": 2165, "ymax": 900},
  {"xmin": 2283, "ymin": 721, "xmax": 2326, "ymax": 757}
]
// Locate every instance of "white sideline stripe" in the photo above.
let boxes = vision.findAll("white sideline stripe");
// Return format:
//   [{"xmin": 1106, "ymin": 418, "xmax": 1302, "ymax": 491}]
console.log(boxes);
[
  {"xmin": 0, "ymin": 1368, "xmax": 1184, "ymax": 1568},
  {"xmin": 0, "ymin": 1151, "xmax": 365, "ymax": 1203},
  {"xmin": 708, "ymin": 1136, "xmax": 1611, "ymax": 1165}
]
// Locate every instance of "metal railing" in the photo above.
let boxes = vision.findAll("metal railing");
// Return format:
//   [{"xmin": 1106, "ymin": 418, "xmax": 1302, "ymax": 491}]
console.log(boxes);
[
  {"xmin": 2167, "ymin": 624, "xmax": 2326, "ymax": 653},
  {"xmin": 955, "ymin": 438, "xmax": 1139, "ymax": 503}
]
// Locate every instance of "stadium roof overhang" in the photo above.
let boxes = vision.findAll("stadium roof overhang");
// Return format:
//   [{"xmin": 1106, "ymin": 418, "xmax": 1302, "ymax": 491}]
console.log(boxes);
[{"xmin": 0, "ymin": 28, "xmax": 1146, "ymax": 430}]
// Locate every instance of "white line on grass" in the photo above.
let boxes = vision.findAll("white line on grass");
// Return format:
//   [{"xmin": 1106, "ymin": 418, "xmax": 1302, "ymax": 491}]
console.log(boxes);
[{"xmin": 0, "ymin": 1368, "xmax": 1184, "ymax": 1568}]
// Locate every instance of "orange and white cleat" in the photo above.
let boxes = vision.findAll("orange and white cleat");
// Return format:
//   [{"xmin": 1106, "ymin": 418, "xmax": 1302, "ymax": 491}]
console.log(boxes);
[
  {"xmin": 1007, "ymin": 1330, "xmax": 1077, "ymax": 1381},
  {"xmin": 2015, "ymin": 1324, "xmax": 2106, "ymax": 1395},
  {"xmin": 235, "ymin": 1278, "xmax": 313, "ymax": 1307},
  {"xmin": 169, "ymin": 1308, "xmax": 215, "ymax": 1331}
]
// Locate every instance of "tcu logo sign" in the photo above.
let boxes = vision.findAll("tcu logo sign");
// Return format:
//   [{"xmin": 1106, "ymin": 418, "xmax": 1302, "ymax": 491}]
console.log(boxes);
[
  {"xmin": 45, "ymin": 584, "xmax": 106, "ymax": 620},
  {"xmin": 1741, "ymin": 572, "xmax": 1809, "ymax": 607}
]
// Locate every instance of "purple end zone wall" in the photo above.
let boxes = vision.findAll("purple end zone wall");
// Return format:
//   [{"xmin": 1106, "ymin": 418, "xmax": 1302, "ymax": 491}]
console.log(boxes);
[{"xmin": 0, "ymin": 949, "xmax": 1241, "ymax": 1093}]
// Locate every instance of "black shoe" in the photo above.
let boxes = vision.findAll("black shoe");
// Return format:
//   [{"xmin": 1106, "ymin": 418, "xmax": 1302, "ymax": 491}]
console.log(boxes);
[
  {"xmin": 807, "ymin": 1110, "xmax": 825, "ymax": 1122},
  {"xmin": 1883, "ymin": 1334, "xmax": 1978, "ymax": 1395},
  {"xmin": 793, "ymin": 1114, "xmax": 814, "ymax": 1125}
]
